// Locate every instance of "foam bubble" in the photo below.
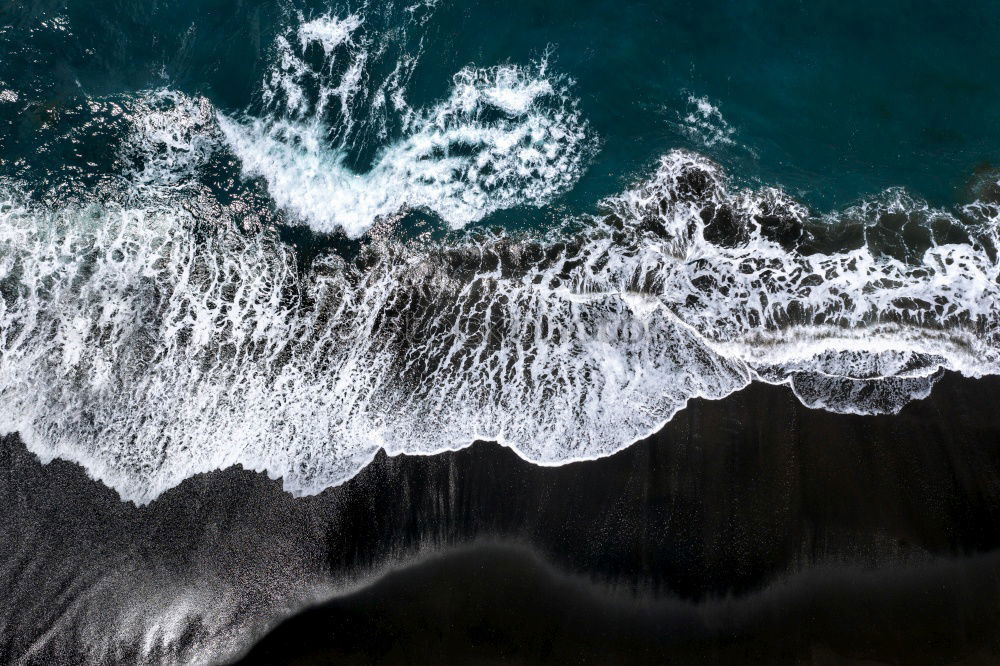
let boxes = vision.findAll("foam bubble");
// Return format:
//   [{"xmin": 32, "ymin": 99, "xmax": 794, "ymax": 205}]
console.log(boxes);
[
  {"xmin": 297, "ymin": 14, "xmax": 364, "ymax": 53},
  {"xmin": 218, "ymin": 13, "xmax": 592, "ymax": 236},
  {"xmin": 124, "ymin": 90, "xmax": 219, "ymax": 188},
  {"xmin": 2, "ymin": 147, "xmax": 999, "ymax": 504},
  {"xmin": 679, "ymin": 95, "xmax": 736, "ymax": 148}
]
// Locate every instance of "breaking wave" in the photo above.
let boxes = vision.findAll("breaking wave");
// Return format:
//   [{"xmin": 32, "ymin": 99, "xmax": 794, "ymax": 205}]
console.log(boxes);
[
  {"xmin": 216, "ymin": 12, "xmax": 592, "ymax": 236},
  {"xmin": 1, "ymin": 11, "xmax": 998, "ymax": 505},
  {"xmin": 2, "ymin": 138, "xmax": 999, "ymax": 503}
]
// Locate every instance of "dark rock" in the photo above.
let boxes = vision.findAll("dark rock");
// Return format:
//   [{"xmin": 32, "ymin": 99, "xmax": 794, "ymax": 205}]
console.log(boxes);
[{"xmin": 700, "ymin": 203, "xmax": 749, "ymax": 247}]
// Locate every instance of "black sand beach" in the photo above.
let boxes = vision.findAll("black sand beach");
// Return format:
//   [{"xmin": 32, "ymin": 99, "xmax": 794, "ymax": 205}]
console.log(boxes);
[
  {"xmin": 236, "ymin": 543, "xmax": 1000, "ymax": 665},
  {"xmin": 5, "ymin": 2, "xmax": 1000, "ymax": 663},
  {"xmin": 2, "ymin": 373, "xmax": 1000, "ymax": 664}
]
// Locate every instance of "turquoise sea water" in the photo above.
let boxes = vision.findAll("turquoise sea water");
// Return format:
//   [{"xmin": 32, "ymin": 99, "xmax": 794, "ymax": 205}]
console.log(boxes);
[{"xmin": 3, "ymin": 0, "xmax": 1000, "ymax": 213}]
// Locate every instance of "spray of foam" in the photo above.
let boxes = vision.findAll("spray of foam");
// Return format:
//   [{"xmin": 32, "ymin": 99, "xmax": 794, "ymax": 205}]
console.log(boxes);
[
  {"xmin": 262, "ymin": 14, "xmax": 369, "ymax": 132},
  {"xmin": 123, "ymin": 90, "xmax": 220, "ymax": 188},
  {"xmin": 679, "ymin": 95, "xmax": 737, "ymax": 149},
  {"xmin": 2, "ymin": 116, "xmax": 1000, "ymax": 505},
  {"xmin": 216, "ymin": 13, "xmax": 592, "ymax": 236}
]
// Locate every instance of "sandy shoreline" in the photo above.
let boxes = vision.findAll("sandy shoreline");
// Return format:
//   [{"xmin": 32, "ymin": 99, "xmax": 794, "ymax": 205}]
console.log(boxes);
[{"xmin": 2, "ymin": 373, "xmax": 1000, "ymax": 663}]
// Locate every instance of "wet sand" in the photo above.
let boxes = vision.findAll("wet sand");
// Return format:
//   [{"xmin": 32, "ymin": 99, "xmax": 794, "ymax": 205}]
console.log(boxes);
[
  {"xmin": 236, "ymin": 543, "xmax": 1000, "ymax": 665},
  {"xmin": 2, "ymin": 373, "xmax": 999, "ymax": 663}
]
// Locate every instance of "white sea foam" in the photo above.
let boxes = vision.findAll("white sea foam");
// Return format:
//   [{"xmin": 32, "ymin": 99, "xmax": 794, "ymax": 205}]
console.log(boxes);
[
  {"xmin": 297, "ymin": 14, "xmax": 364, "ymax": 52},
  {"xmin": 1, "ymin": 13, "xmax": 999, "ymax": 505},
  {"xmin": 2, "ymin": 146, "xmax": 999, "ymax": 504},
  {"xmin": 124, "ymin": 90, "xmax": 219, "ymax": 188},
  {"xmin": 217, "ymin": 13, "xmax": 591, "ymax": 236},
  {"xmin": 679, "ymin": 94, "xmax": 737, "ymax": 148}
]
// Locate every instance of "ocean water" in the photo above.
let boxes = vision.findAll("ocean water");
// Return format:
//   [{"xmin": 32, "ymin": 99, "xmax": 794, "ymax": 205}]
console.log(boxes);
[
  {"xmin": 1, "ymin": 0, "xmax": 1000, "ymax": 506},
  {"xmin": 4, "ymin": 2, "xmax": 1000, "ymax": 664}
]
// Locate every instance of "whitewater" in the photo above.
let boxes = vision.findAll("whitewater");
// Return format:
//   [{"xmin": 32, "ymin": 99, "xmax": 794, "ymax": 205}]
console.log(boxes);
[{"xmin": 1, "ymin": 13, "xmax": 999, "ymax": 504}]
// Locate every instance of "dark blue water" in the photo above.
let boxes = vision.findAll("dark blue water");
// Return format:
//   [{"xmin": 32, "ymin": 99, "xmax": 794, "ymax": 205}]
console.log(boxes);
[{"xmin": 3, "ymin": 0, "xmax": 999, "ymax": 214}]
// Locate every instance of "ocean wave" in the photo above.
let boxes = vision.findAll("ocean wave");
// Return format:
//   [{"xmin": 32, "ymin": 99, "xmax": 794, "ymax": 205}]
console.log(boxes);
[
  {"xmin": 216, "ymin": 12, "xmax": 592, "ymax": 236},
  {"xmin": 1, "ymin": 12, "xmax": 997, "ymax": 505},
  {"xmin": 1, "ymin": 144, "xmax": 998, "ymax": 503}
]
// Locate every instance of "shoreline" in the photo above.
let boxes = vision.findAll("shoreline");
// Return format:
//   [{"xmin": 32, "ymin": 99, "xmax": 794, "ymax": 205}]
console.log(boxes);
[{"xmin": 2, "ymin": 372, "xmax": 1000, "ymax": 663}]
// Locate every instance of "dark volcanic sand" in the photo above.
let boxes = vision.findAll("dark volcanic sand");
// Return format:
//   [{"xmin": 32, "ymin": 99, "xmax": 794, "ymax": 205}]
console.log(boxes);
[
  {"xmin": 236, "ymin": 543, "xmax": 1000, "ymax": 665},
  {"xmin": 2, "ymin": 374, "xmax": 1000, "ymax": 664}
]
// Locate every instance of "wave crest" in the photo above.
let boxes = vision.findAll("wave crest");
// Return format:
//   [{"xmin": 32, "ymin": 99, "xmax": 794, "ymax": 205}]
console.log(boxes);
[
  {"xmin": 1, "ymin": 148, "xmax": 998, "ymax": 503},
  {"xmin": 216, "ymin": 12, "xmax": 592, "ymax": 236}
]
